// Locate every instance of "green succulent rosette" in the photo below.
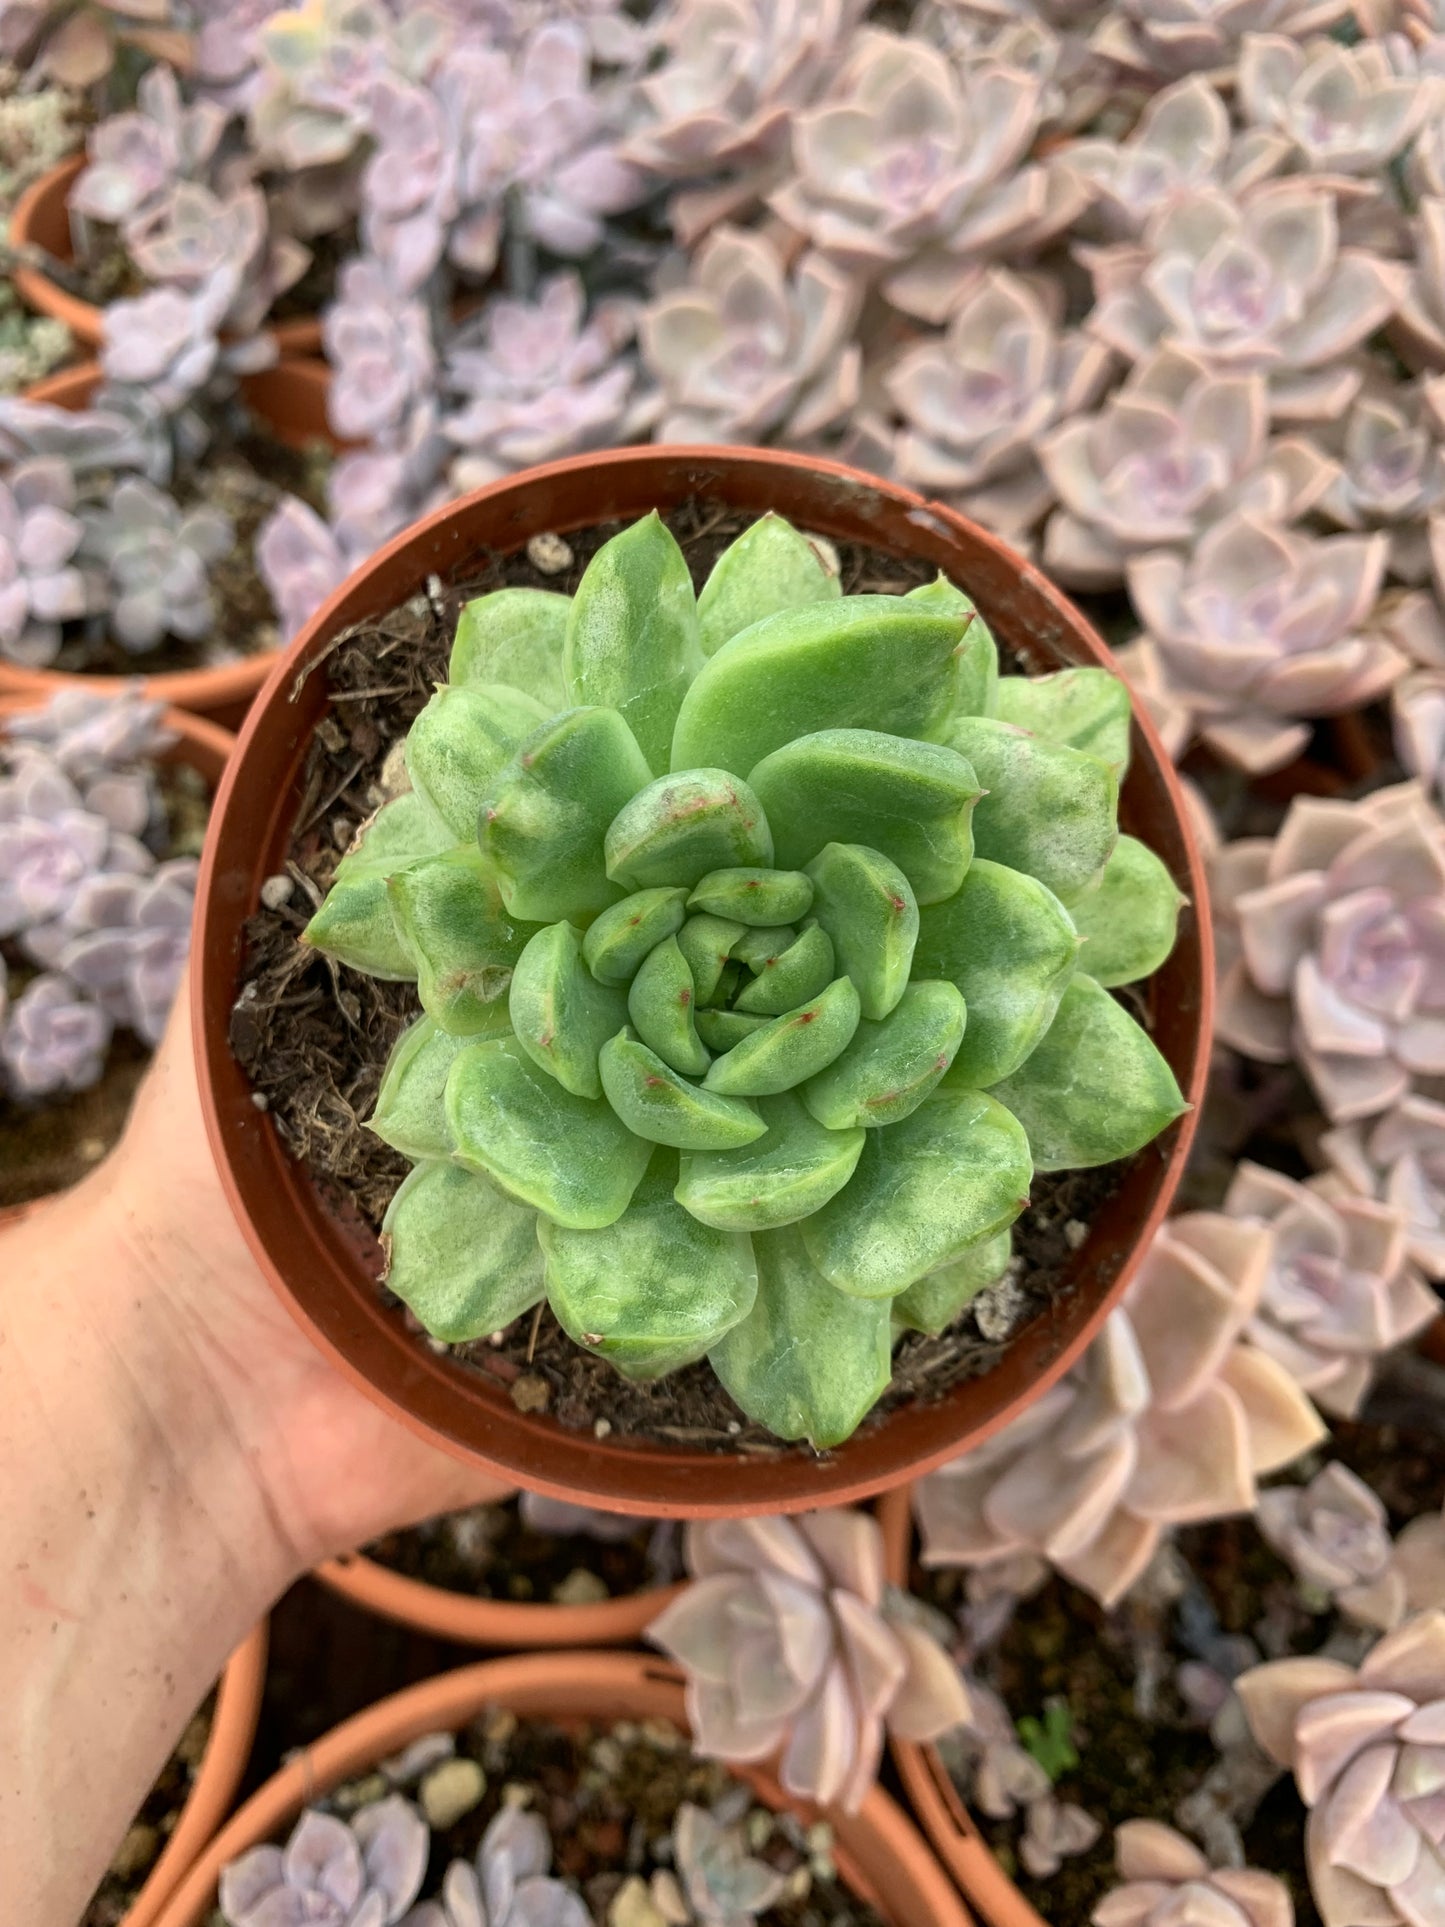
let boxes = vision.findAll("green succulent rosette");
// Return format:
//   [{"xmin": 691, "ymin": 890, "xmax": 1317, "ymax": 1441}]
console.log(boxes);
[{"xmin": 304, "ymin": 510, "xmax": 1189, "ymax": 1447}]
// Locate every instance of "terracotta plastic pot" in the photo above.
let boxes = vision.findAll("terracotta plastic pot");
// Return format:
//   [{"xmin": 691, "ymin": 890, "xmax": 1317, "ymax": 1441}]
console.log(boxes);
[
  {"xmin": 10, "ymin": 156, "xmax": 324, "ymax": 357},
  {"xmin": 192, "ymin": 445, "xmax": 1213, "ymax": 1518},
  {"xmin": 315, "ymin": 1548, "xmax": 684, "ymax": 1648},
  {"xmin": 2, "ymin": 359, "xmax": 335, "ymax": 723},
  {"xmin": 121, "ymin": 1622, "xmax": 269, "ymax": 1927},
  {"xmin": 877, "ymin": 1487, "xmax": 1039, "ymax": 1927},
  {"xmin": 151, "ymin": 1648, "xmax": 972, "ymax": 1927}
]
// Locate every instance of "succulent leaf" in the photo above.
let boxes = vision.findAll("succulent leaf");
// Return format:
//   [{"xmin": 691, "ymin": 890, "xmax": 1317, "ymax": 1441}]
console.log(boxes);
[
  {"xmin": 387, "ymin": 849, "xmax": 537, "ymax": 1032},
  {"xmin": 946, "ymin": 717, "xmax": 1119, "ymax": 905},
  {"xmin": 989, "ymin": 976, "xmax": 1188, "ymax": 1171},
  {"xmin": 731, "ymin": 924, "xmax": 796, "ymax": 973},
  {"xmin": 695, "ymin": 1009, "xmax": 769, "ymax": 1052},
  {"xmin": 801, "ymin": 980, "xmax": 966, "ymax": 1130},
  {"xmin": 670, "ymin": 597, "xmax": 972, "ymax": 777},
  {"xmin": 450, "ymin": 586, "xmax": 572, "ymax": 712},
  {"xmin": 370, "ymin": 1014, "xmax": 488, "ymax": 1160},
  {"xmin": 404, "ymin": 683, "xmax": 551, "ymax": 842},
  {"xmin": 447, "ymin": 1035, "xmax": 652, "ymax": 1226},
  {"xmin": 696, "ymin": 513, "xmax": 841, "ymax": 659},
  {"xmin": 893, "ymin": 1229, "xmax": 1014, "ymax": 1336},
  {"xmin": 509, "ymin": 921, "xmax": 630, "ymax": 1098},
  {"xmin": 599, "ymin": 1030, "xmax": 767, "ymax": 1150},
  {"xmin": 605, "ymin": 769, "xmax": 773, "ymax": 890},
  {"xmin": 749, "ymin": 728, "xmax": 979, "ymax": 906},
  {"xmin": 703, "ymin": 976, "xmax": 862, "ymax": 1096},
  {"xmin": 806, "ymin": 842, "xmax": 919, "ymax": 1021},
  {"xmin": 708, "ymin": 1223, "xmax": 893, "ymax": 1446},
  {"xmin": 687, "ymin": 866, "xmax": 814, "ymax": 926},
  {"xmin": 803, "ymin": 1087, "xmax": 1033, "ymax": 1298},
  {"xmin": 627, "ymin": 933, "xmax": 711, "ymax": 1076},
  {"xmin": 381, "ymin": 1159, "xmax": 543, "ymax": 1342},
  {"xmin": 916, "ymin": 859, "xmax": 1080, "ymax": 1088},
  {"xmin": 904, "ymin": 574, "xmax": 999, "ymax": 717},
  {"xmin": 993, "ymin": 667, "xmax": 1133, "ymax": 775},
  {"xmin": 677, "ymin": 912, "xmax": 749, "ymax": 1003},
  {"xmin": 540, "ymin": 1150, "xmax": 757, "ymax": 1378},
  {"xmin": 564, "ymin": 511, "xmax": 704, "ymax": 776},
  {"xmin": 676, "ymin": 1089, "xmax": 865, "ymax": 1232},
  {"xmin": 581, "ymin": 886, "xmax": 690, "ymax": 984},
  {"xmin": 1068, "ymin": 836, "xmax": 1186, "ymax": 989},
  {"xmin": 302, "ymin": 793, "xmax": 455, "ymax": 980},
  {"xmin": 479, "ymin": 705, "xmax": 654, "ymax": 922},
  {"xmin": 731, "ymin": 922, "xmax": 836, "ymax": 1015}
]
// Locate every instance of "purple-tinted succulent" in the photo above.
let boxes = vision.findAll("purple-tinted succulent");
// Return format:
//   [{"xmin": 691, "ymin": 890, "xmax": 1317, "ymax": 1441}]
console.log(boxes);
[
  {"xmin": 1091, "ymin": 0, "xmax": 1353, "ymax": 83},
  {"xmin": 1321, "ymin": 1093, "xmax": 1445, "ymax": 1279},
  {"xmin": 0, "ymin": 0, "xmax": 187, "ymax": 89},
  {"xmin": 769, "ymin": 28, "xmax": 1086, "ymax": 324},
  {"xmin": 125, "ymin": 180, "xmax": 308, "ymax": 342},
  {"xmin": 1258, "ymin": 1462, "xmax": 1410, "ymax": 1630},
  {"xmin": 79, "ymin": 476, "xmax": 232, "ymax": 655},
  {"xmin": 101, "ymin": 281, "xmax": 226, "ymax": 414},
  {"xmin": 220, "ymin": 1797, "xmax": 429, "ymax": 1927},
  {"xmin": 327, "ymin": 420, "xmax": 451, "ymax": 558},
  {"xmin": 256, "ymin": 496, "xmax": 353, "ymax": 643},
  {"xmin": 1317, "ymin": 376, "xmax": 1445, "ymax": 582},
  {"xmin": 1086, "ymin": 181, "xmax": 1410, "ymax": 422},
  {"xmin": 4, "ymin": 687, "xmax": 172, "ymax": 786},
  {"xmin": 1040, "ymin": 348, "xmax": 1336, "ymax": 589},
  {"xmin": 443, "ymin": 273, "xmax": 651, "ymax": 488},
  {"xmin": 249, "ymin": 0, "xmax": 431, "ymax": 176},
  {"xmin": 641, "ymin": 225, "xmax": 858, "ymax": 445},
  {"xmin": 401, "ymin": 1807, "xmax": 589, "ymax": 1927},
  {"xmin": 1127, "ymin": 512, "xmax": 1398, "ymax": 772},
  {"xmin": 1238, "ymin": 33, "xmax": 1432, "ymax": 177},
  {"xmin": 58, "ymin": 857, "xmax": 199, "ymax": 1046},
  {"xmin": 0, "ymin": 758, "xmax": 110, "ymax": 937},
  {"xmin": 191, "ymin": 0, "xmax": 290, "ymax": 109},
  {"xmin": 516, "ymin": 1490, "xmax": 645, "ymax": 1543},
  {"xmin": 1396, "ymin": 198, "xmax": 1445, "ymax": 376},
  {"xmin": 1093, "ymin": 1823, "xmax": 1295, "ymax": 1927},
  {"xmin": 878, "ymin": 267, "xmax": 1113, "ymax": 545},
  {"xmin": 0, "ymin": 460, "xmax": 91, "ymax": 669},
  {"xmin": 0, "ymin": 972, "xmax": 112, "ymax": 1098},
  {"xmin": 323, "ymin": 257, "xmax": 437, "ymax": 446},
  {"xmin": 0, "ymin": 396, "xmax": 152, "ymax": 476},
  {"xmin": 70, "ymin": 63, "xmax": 229, "ymax": 238}
]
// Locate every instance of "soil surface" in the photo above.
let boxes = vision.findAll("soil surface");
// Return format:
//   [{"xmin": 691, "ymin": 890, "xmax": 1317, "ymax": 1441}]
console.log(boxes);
[
  {"xmin": 230, "ymin": 499, "xmax": 1162, "ymax": 1455},
  {"xmin": 366, "ymin": 1497, "xmax": 681, "ymax": 1605},
  {"xmin": 82, "ymin": 1696, "xmax": 214, "ymax": 1927},
  {"xmin": 917, "ymin": 1404, "xmax": 1445, "ymax": 1927}
]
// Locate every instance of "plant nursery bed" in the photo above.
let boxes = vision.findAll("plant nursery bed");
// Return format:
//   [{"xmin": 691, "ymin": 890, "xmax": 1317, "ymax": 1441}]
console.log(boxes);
[
  {"xmin": 83, "ymin": 1695, "xmax": 214, "ymax": 1927},
  {"xmin": 365, "ymin": 1497, "xmax": 681, "ymax": 1605},
  {"xmin": 231, "ymin": 499, "xmax": 1144, "ymax": 1456}
]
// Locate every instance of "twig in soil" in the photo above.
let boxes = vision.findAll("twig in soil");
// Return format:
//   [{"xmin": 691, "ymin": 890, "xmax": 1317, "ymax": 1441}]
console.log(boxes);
[{"xmin": 526, "ymin": 1300, "xmax": 544, "ymax": 1365}]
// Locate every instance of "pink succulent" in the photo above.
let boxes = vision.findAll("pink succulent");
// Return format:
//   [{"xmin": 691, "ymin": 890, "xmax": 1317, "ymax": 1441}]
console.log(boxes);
[
  {"xmin": 1238, "ymin": 34, "xmax": 1433, "ymax": 177},
  {"xmin": 914, "ymin": 1214, "xmax": 1325, "ymax": 1611},
  {"xmin": 768, "ymin": 28, "xmax": 1087, "ymax": 325},
  {"xmin": 1040, "ymin": 348, "xmax": 1335, "ymax": 590},
  {"xmin": 1321, "ymin": 1094, "xmax": 1445, "ymax": 1278},
  {"xmin": 70, "ymin": 64, "xmax": 229, "ymax": 238},
  {"xmin": 1092, "ymin": 1821, "xmax": 1295, "ymax": 1927},
  {"xmin": 1395, "ymin": 199, "xmax": 1445, "ymax": 376},
  {"xmin": 1258, "ymin": 1463, "xmax": 1411, "ymax": 1631},
  {"xmin": 646, "ymin": 1511, "xmax": 972, "ymax": 1812},
  {"xmin": 1237, "ymin": 1612, "xmax": 1445, "ymax": 1927},
  {"xmin": 1091, "ymin": 0, "xmax": 1353, "ymax": 84},
  {"xmin": 878, "ymin": 267, "xmax": 1113, "ymax": 545},
  {"xmin": 322, "ymin": 257, "xmax": 437, "ymax": 446},
  {"xmin": 1087, "ymin": 181, "xmax": 1409, "ymax": 422},
  {"xmin": 1126, "ymin": 512, "xmax": 1398, "ymax": 773},
  {"xmin": 0, "ymin": 460, "xmax": 91, "ymax": 670},
  {"xmin": 1212, "ymin": 785, "xmax": 1445, "ymax": 1123},
  {"xmin": 1317, "ymin": 377, "xmax": 1445, "ymax": 584},
  {"xmin": 640, "ymin": 226, "xmax": 859, "ymax": 445}
]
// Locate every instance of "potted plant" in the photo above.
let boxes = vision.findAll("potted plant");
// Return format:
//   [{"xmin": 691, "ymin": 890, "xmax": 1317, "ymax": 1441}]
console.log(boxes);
[
  {"xmin": 0, "ymin": 361, "xmax": 335, "ymax": 723},
  {"xmin": 150, "ymin": 1648, "xmax": 970, "ymax": 1927},
  {"xmin": 193, "ymin": 446, "xmax": 1212, "ymax": 1516}
]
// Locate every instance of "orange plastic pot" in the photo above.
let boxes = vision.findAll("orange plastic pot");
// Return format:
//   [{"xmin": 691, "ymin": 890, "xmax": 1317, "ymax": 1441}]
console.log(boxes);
[
  {"xmin": 192, "ymin": 445, "xmax": 1213, "ymax": 1518},
  {"xmin": 121, "ymin": 1622, "xmax": 269, "ymax": 1927},
  {"xmin": 2, "ymin": 360, "xmax": 336, "ymax": 724},
  {"xmin": 151, "ymin": 1649, "xmax": 972, "ymax": 1927},
  {"xmin": 878, "ymin": 1488, "xmax": 1041, "ymax": 1927},
  {"xmin": 10, "ymin": 156, "xmax": 323, "ymax": 357},
  {"xmin": 315, "ymin": 1547, "xmax": 684, "ymax": 1648}
]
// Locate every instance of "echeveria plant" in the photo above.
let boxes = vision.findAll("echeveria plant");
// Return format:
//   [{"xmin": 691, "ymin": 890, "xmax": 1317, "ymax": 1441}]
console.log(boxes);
[{"xmin": 300, "ymin": 509, "xmax": 1188, "ymax": 1446}]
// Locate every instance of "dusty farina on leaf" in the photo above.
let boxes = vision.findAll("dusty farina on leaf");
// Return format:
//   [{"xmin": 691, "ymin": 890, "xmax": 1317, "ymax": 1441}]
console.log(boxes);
[{"xmin": 300, "ymin": 508, "xmax": 1188, "ymax": 1448}]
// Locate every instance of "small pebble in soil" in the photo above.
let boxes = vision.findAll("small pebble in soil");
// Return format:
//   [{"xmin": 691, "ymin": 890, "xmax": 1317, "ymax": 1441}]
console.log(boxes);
[
  {"xmin": 260, "ymin": 874, "xmax": 295, "ymax": 910},
  {"xmin": 420, "ymin": 1756, "xmax": 486, "ymax": 1830},
  {"xmin": 553, "ymin": 1567, "xmax": 611, "ymax": 1606},
  {"xmin": 511, "ymin": 1375, "xmax": 550, "ymax": 1413},
  {"xmin": 527, "ymin": 531, "xmax": 574, "ymax": 573},
  {"xmin": 973, "ymin": 1264, "xmax": 1029, "ymax": 1342}
]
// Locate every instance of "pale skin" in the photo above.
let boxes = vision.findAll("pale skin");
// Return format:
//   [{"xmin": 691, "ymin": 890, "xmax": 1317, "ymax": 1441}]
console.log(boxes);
[{"xmin": 0, "ymin": 981, "xmax": 508, "ymax": 1927}]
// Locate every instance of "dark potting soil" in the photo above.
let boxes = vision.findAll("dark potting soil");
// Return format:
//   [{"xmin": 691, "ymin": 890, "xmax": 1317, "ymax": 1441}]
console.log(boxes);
[
  {"xmin": 0, "ymin": 758, "xmax": 210, "ymax": 1207},
  {"xmin": 81, "ymin": 1694, "xmax": 214, "ymax": 1927},
  {"xmin": 47, "ymin": 407, "xmax": 330, "ymax": 679},
  {"xmin": 916, "ymin": 1406, "xmax": 1445, "ymax": 1927},
  {"xmin": 230, "ymin": 499, "xmax": 1153, "ymax": 1456},
  {"xmin": 365, "ymin": 1497, "xmax": 681, "ymax": 1605}
]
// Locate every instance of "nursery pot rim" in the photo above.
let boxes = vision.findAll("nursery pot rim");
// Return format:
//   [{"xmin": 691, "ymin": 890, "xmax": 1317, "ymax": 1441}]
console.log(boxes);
[
  {"xmin": 148, "ymin": 1646, "xmax": 973, "ymax": 1927},
  {"xmin": 2, "ymin": 358, "xmax": 337, "ymax": 724},
  {"xmin": 877, "ymin": 1487, "xmax": 1046, "ymax": 1927},
  {"xmin": 314, "ymin": 1548, "xmax": 685, "ymax": 1649},
  {"xmin": 10, "ymin": 155, "xmax": 324, "ymax": 357},
  {"xmin": 191, "ymin": 441, "xmax": 1213, "ymax": 1519}
]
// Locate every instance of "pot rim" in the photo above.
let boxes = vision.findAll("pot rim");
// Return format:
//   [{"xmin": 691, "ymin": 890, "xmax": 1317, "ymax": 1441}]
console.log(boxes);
[
  {"xmin": 10, "ymin": 155, "xmax": 322, "ymax": 356},
  {"xmin": 314, "ymin": 1548, "xmax": 684, "ymax": 1648},
  {"xmin": 191, "ymin": 442, "xmax": 1213, "ymax": 1517},
  {"xmin": 149, "ymin": 1647, "xmax": 973, "ymax": 1927}
]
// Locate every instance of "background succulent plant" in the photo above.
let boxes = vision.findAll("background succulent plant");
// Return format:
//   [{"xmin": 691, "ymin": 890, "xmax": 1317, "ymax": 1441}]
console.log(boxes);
[
  {"xmin": 302, "ymin": 510, "xmax": 1188, "ymax": 1444},
  {"xmin": 1091, "ymin": 1820, "xmax": 1295, "ymax": 1927},
  {"xmin": 219, "ymin": 1795, "xmax": 429, "ymax": 1927}
]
